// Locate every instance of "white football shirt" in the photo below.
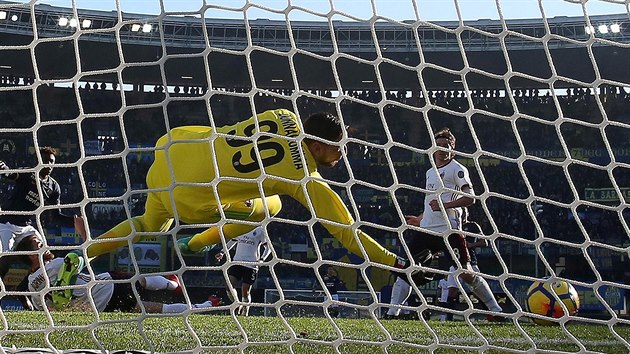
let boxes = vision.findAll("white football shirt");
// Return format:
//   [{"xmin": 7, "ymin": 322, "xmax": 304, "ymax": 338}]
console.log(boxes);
[
  {"xmin": 225, "ymin": 227, "xmax": 271, "ymax": 269},
  {"xmin": 28, "ymin": 257, "xmax": 114, "ymax": 312},
  {"xmin": 420, "ymin": 159, "xmax": 473, "ymax": 229}
]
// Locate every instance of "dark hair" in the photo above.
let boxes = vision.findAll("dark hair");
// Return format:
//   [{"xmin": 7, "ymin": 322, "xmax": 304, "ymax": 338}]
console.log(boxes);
[
  {"xmin": 38, "ymin": 146, "xmax": 56, "ymax": 165},
  {"xmin": 12, "ymin": 236, "xmax": 37, "ymax": 265},
  {"xmin": 434, "ymin": 127, "xmax": 456, "ymax": 147},
  {"xmin": 303, "ymin": 112, "xmax": 344, "ymax": 143},
  {"xmin": 39, "ymin": 146, "xmax": 57, "ymax": 156}
]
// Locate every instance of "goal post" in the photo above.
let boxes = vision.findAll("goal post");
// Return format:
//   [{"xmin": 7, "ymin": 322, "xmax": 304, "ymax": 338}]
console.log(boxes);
[{"xmin": 0, "ymin": 0, "xmax": 629, "ymax": 352}]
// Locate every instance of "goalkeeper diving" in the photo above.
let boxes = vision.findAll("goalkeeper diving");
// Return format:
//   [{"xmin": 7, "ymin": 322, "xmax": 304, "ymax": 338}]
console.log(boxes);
[{"xmin": 83, "ymin": 109, "xmax": 426, "ymax": 280}]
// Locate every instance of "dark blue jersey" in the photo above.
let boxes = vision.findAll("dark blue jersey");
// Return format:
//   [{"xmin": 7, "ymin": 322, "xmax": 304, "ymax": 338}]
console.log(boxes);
[
  {"xmin": 466, "ymin": 236, "xmax": 479, "ymax": 266},
  {"xmin": 323, "ymin": 275, "xmax": 343, "ymax": 295},
  {"xmin": 462, "ymin": 222, "xmax": 483, "ymax": 266},
  {"xmin": 0, "ymin": 172, "xmax": 67, "ymax": 226}
]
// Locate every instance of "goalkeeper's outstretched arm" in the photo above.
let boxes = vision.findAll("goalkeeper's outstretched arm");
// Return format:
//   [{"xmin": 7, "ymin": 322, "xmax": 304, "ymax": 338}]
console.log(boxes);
[{"xmin": 287, "ymin": 175, "xmax": 400, "ymax": 267}]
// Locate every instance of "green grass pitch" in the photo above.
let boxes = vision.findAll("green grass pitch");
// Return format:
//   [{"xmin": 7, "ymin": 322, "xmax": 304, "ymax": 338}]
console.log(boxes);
[{"xmin": 1, "ymin": 311, "xmax": 629, "ymax": 353}]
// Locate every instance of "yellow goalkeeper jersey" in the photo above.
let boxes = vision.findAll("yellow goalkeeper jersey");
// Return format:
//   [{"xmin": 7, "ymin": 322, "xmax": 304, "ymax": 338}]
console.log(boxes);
[
  {"xmin": 146, "ymin": 109, "xmax": 394, "ymax": 265},
  {"xmin": 148, "ymin": 108, "xmax": 310, "ymax": 211}
]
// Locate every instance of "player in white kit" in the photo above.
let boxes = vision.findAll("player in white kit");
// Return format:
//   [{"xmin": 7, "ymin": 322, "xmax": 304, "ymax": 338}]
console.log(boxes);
[
  {"xmin": 215, "ymin": 226, "xmax": 271, "ymax": 316},
  {"xmin": 386, "ymin": 127, "xmax": 502, "ymax": 320}
]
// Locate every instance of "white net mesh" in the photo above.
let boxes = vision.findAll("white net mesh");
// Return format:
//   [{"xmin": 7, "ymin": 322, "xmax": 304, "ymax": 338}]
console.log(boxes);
[{"xmin": 0, "ymin": 0, "xmax": 629, "ymax": 352}]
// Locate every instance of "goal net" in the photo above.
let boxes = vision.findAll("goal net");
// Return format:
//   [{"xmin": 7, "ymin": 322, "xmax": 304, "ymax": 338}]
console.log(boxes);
[{"xmin": 0, "ymin": 0, "xmax": 629, "ymax": 352}]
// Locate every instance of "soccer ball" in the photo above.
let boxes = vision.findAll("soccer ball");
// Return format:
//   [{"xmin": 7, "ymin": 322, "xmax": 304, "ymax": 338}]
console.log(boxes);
[{"xmin": 526, "ymin": 280, "xmax": 580, "ymax": 325}]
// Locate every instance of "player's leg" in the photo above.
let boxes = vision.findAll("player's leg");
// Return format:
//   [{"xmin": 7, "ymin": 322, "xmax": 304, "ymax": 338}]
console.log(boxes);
[
  {"xmin": 397, "ymin": 230, "xmax": 440, "ymax": 286},
  {"xmin": 460, "ymin": 265, "xmax": 502, "ymax": 313},
  {"xmin": 87, "ymin": 192, "xmax": 171, "ymax": 258},
  {"xmin": 139, "ymin": 275, "xmax": 180, "ymax": 291},
  {"xmin": 329, "ymin": 293, "xmax": 340, "ymax": 318},
  {"xmin": 443, "ymin": 266, "xmax": 459, "ymax": 321},
  {"xmin": 226, "ymin": 266, "xmax": 242, "ymax": 304},
  {"xmin": 428, "ymin": 233, "xmax": 469, "ymax": 320},
  {"xmin": 183, "ymin": 195, "xmax": 281, "ymax": 253},
  {"xmin": 240, "ymin": 282, "xmax": 253, "ymax": 316},
  {"xmin": 52, "ymin": 252, "xmax": 86, "ymax": 308},
  {"xmin": 98, "ymin": 274, "xmax": 208, "ymax": 313},
  {"xmin": 445, "ymin": 233, "xmax": 502, "ymax": 314},
  {"xmin": 438, "ymin": 281, "xmax": 449, "ymax": 321},
  {"xmin": 385, "ymin": 276, "xmax": 412, "ymax": 318},
  {"xmin": 386, "ymin": 231, "xmax": 428, "ymax": 317},
  {"xmin": 100, "ymin": 282, "xmax": 137, "ymax": 312},
  {"xmin": 239, "ymin": 267, "xmax": 257, "ymax": 316},
  {"xmin": 146, "ymin": 299, "xmax": 215, "ymax": 313}
]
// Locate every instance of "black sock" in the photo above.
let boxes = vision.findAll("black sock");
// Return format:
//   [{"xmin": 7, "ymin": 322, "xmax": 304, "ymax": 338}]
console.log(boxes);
[{"xmin": 446, "ymin": 296, "xmax": 457, "ymax": 321}]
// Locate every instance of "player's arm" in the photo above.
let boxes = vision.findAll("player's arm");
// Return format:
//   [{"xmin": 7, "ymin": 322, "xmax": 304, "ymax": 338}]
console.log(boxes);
[
  {"xmin": 429, "ymin": 165, "xmax": 476, "ymax": 211},
  {"xmin": 466, "ymin": 238, "xmax": 489, "ymax": 248},
  {"xmin": 463, "ymin": 221, "xmax": 487, "ymax": 248},
  {"xmin": 46, "ymin": 183, "xmax": 87, "ymax": 240},
  {"xmin": 439, "ymin": 189, "xmax": 474, "ymax": 209},
  {"xmin": 405, "ymin": 213, "xmax": 423, "ymax": 226},
  {"xmin": 452, "ymin": 165, "xmax": 476, "ymax": 208},
  {"xmin": 287, "ymin": 176, "xmax": 398, "ymax": 267},
  {"xmin": 259, "ymin": 241, "xmax": 272, "ymax": 262},
  {"xmin": 429, "ymin": 186, "xmax": 474, "ymax": 211},
  {"xmin": 0, "ymin": 160, "xmax": 18, "ymax": 181},
  {"xmin": 54, "ymin": 211, "xmax": 87, "ymax": 241},
  {"xmin": 215, "ymin": 239, "xmax": 238, "ymax": 261}
]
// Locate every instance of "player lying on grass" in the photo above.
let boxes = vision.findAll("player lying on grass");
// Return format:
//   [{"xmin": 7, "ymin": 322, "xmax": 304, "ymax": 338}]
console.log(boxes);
[
  {"xmin": 13, "ymin": 233, "xmax": 215, "ymax": 313},
  {"xmin": 80, "ymin": 109, "xmax": 431, "ymax": 285},
  {"xmin": 387, "ymin": 128, "xmax": 502, "ymax": 320}
]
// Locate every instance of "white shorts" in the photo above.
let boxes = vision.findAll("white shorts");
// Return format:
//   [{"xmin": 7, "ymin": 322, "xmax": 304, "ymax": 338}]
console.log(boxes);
[
  {"xmin": 0, "ymin": 223, "xmax": 41, "ymax": 252},
  {"xmin": 445, "ymin": 264, "xmax": 481, "ymax": 291},
  {"xmin": 330, "ymin": 293, "xmax": 339, "ymax": 308},
  {"xmin": 440, "ymin": 287, "xmax": 450, "ymax": 303}
]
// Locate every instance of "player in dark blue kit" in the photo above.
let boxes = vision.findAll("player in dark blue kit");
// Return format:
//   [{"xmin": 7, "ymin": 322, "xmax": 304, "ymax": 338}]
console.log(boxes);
[
  {"xmin": 322, "ymin": 266, "xmax": 345, "ymax": 318},
  {"xmin": 0, "ymin": 147, "xmax": 85, "ymax": 250},
  {"xmin": 313, "ymin": 266, "xmax": 346, "ymax": 317}
]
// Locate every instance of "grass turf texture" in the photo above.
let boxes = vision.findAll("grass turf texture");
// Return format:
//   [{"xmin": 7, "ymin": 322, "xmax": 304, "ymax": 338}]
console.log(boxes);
[{"xmin": 1, "ymin": 311, "xmax": 629, "ymax": 353}]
